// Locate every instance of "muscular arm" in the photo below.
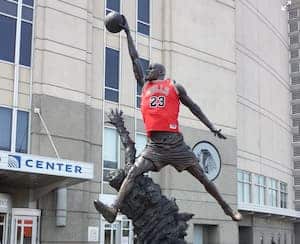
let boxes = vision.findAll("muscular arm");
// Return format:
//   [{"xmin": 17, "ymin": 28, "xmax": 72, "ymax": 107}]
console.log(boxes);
[
  {"xmin": 123, "ymin": 23, "xmax": 145, "ymax": 87},
  {"xmin": 175, "ymin": 83, "xmax": 226, "ymax": 139}
]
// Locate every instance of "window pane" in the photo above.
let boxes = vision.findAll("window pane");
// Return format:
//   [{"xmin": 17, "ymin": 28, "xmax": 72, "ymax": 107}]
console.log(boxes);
[
  {"xmin": 244, "ymin": 172, "xmax": 250, "ymax": 182},
  {"xmin": 103, "ymin": 169, "xmax": 115, "ymax": 182},
  {"xmin": 138, "ymin": 0, "xmax": 149, "ymax": 23},
  {"xmin": 244, "ymin": 184, "xmax": 250, "ymax": 203},
  {"xmin": 20, "ymin": 21, "xmax": 32, "ymax": 66},
  {"xmin": 291, "ymin": 50, "xmax": 299, "ymax": 59},
  {"xmin": 106, "ymin": 0, "xmax": 120, "ymax": 12},
  {"xmin": 135, "ymin": 133, "xmax": 147, "ymax": 156},
  {"xmin": 0, "ymin": 15, "xmax": 16, "ymax": 63},
  {"xmin": 104, "ymin": 128, "xmax": 118, "ymax": 164},
  {"xmin": 105, "ymin": 48, "xmax": 119, "ymax": 89},
  {"xmin": 238, "ymin": 182, "xmax": 243, "ymax": 202},
  {"xmin": 254, "ymin": 185, "xmax": 259, "ymax": 204},
  {"xmin": 0, "ymin": 0, "xmax": 17, "ymax": 16},
  {"xmin": 138, "ymin": 22, "xmax": 149, "ymax": 35},
  {"xmin": 105, "ymin": 88, "xmax": 119, "ymax": 103},
  {"xmin": 16, "ymin": 110, "xmax": 28, "ymax": 153},
  {"xmin": 290, "ymin": 35, "xmax": 299, "ymax": 44},
  {"xmin": 136, "ymin": 96, "xmax": 141, "ymax": 108},
  {"xmin": 22, "ymin": 6, "xmax": 33, "ymax": 21},
  {"xmin": 104, "ymin": 160, "xmax": 117, "ymax": 169},
  {"xmin": 238, "ymin": 170, "xmax": 243, "ymax": 181},
  {"xmin": 23, "ymin": 0, "xmax": 34, "ymax": 6},
  {"xmin": 0, "ymin": 107, "xmax": 12, "ymax": 151},
  {"xmin": 290, "ymin": 22, "xmax": 298, "ymax": 32}
]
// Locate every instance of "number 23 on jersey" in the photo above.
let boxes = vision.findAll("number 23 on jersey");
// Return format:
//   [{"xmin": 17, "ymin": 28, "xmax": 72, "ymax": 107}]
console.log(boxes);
[{"xmin": 149, "ymin": 96, "xmax": 166, "ymax": 108}]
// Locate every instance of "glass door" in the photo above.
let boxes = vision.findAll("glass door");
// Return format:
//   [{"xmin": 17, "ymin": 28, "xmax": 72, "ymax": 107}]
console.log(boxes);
[
  {"xmin": 101, "ymin": 217, "xmax": 133, "ymax": 244},
  {"xmin": 11, "ymin": 216, "xmax": 38, "ymax": 244}
]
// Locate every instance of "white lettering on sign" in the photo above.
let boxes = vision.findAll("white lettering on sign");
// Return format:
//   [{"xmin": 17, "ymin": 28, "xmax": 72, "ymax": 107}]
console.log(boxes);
[{"xmin": 0, "ymin": 151, "xmax": 94, "ymax": 179}]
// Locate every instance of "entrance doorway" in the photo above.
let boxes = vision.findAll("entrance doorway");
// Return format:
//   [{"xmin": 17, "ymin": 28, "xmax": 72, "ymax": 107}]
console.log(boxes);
[
  {"xmin": 10, "ymin": 209, "xmax": 40, "ymax": 244},
  {"xmin": 101, "ymin": 217, "xmax": 133, "ymax": 244}
]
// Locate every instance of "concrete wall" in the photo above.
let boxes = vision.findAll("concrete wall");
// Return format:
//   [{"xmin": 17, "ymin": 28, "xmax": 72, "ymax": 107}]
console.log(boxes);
[{"xmin": 236, "ymin": 0, "xmax": 293, "ymax": 206}]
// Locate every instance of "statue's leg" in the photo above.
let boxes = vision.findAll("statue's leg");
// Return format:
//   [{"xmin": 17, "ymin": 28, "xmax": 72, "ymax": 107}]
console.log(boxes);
[
  {"xmin": 186, "ymin": 164, "xmax": 242, "ymax": 221},
  {"xmin": 113, "ymin": 156, "xmax": 155, "ymax": 208},
  {"xmin": 94, "ymin": 156, "xmax": 155, "ymax": 223}
]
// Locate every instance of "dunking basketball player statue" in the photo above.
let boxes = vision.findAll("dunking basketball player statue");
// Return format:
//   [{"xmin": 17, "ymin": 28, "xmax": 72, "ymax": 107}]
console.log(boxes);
[{"xmin": 94, "ymin": 13, "xmax": 242, "ymax": 223}]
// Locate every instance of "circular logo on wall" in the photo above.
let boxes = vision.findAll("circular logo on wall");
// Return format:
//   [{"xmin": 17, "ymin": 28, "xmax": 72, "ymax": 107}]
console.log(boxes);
[{"xmin": 192, "ymin": 141, "xmax": 221, "ymax": 181}]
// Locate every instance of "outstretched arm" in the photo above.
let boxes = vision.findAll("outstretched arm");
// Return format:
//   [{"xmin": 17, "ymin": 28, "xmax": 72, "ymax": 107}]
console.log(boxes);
[
  {"xmin": 120, "ymin": 16, "xmax": 145, "ymax": 87},
  {"xmin": 175, "ymin": 83, "xmax": 226, "ymax": 139}
]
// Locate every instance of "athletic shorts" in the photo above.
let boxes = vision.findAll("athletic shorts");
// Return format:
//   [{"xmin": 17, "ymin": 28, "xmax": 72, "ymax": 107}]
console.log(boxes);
[{"xmin": 140, "ymin": 132, "xmax": 198, "ymax": 172}]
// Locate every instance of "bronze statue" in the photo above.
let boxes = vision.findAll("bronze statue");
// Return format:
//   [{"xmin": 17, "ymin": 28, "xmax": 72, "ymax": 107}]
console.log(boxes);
[{"xmin": 95, "ymin": 14, "xmax": 242, "ymax": 223}]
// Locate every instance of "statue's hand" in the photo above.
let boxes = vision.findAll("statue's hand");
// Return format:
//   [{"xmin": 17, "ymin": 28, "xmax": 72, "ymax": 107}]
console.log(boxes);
[
  {"xmin": 105, "ymin": 109, "xmax": 124, "ymax": 127},
  {"xmin": 211, "ymin": 128, "xmax": 227, "ymax": 140},
  {"xmin": 119, "ymin": 15, "xmax": 129, "ymax": 32}
]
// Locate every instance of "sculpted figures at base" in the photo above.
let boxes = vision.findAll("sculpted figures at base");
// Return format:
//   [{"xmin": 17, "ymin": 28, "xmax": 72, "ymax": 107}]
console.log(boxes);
[{"xmin": 94, "ymin": 13, "xmax": 242, "ymax": 224}]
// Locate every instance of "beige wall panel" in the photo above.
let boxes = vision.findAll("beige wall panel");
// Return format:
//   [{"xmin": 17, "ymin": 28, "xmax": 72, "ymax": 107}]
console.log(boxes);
[
  {"xmin": 0, "ymin": 62, "xmax": 14, "ymax": 80},
  {"xmin": 42, "ymin": 51, "xmax": 86, "ymax": 93},
  {"xmin": 172, "ymin": 52, "xmax": 236, "ymax": 129},
  {"xmin": 120, "ymin": 41, "xmax": 136, "ymax": 107},
  {"xmin": 171, "ymin": 0, "xmax": 235, "ymax": 62},
  {"xmin": 0, "ymin": 90, "xmax": 13, "ymax": 106},
  {"xmin": 151, "ymin": 0, "xmax": 163, "ymax": 40},
  {"xmin": 0, "ymin": 78, "xmax": 13, "ymax": 91},
  {"xmin": 237, "ymin": 52, "xmax": 259, "ymax": 104},
  {"xmin": 43, "ymin": 7, "xmax": 87, "ymax": 50},
  {"xmin": 238, "ymin": 104, "xmax": 260, "ymax": 155},
  {"xmin": 92, "ymin": 0, "xmax": 104, "ymax": 19},
  {"xmin": 19, "ymin": 68, "xmax": 31, "ymax": 83},
  {"xmin": 122, "ymin": 0, "xmax": 136, "ymax": 32},
  {"xmin": 18, "ymin": 94, "xmax": 30, "ymax": 110},
  {"xmin": 92, "ymin": 29, "xmax": 104, "ymax": 100},
  {"xmin": 19, "ymin": 82, "xmax": 30, "ymax": 96},
  {"xmin": 106, "ymin": 33, "xmax": 121, "ymax": 50}
]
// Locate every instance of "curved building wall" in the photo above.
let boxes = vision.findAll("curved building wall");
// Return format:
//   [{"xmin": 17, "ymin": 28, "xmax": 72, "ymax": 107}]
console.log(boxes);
[{"xmin": 236, "ymin": 0, "xmax": 294, "ymax": 243}]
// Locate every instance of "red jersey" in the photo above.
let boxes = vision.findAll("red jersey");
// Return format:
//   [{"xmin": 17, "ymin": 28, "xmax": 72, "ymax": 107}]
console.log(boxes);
[{"xmin": 141, "ymin": 79, "xmax": 180, "ymax": 136}]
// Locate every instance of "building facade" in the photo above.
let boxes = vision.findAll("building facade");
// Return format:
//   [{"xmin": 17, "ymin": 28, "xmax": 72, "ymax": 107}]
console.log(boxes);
[{"xmin": 0, "ymin": 0, "xmax": 298, "ymax": 244}]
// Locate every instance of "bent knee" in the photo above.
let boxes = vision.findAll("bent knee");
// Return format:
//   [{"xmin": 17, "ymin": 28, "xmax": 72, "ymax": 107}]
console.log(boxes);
[{"xmin": 127, "ymin": 166, "xmax": 140, "ymax": 180}]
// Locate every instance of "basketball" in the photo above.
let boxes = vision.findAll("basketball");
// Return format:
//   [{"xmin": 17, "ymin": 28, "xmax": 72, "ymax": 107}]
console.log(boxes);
[{"xmin": 104, "ymin": 11, "xmax": 124, "ymax": 33}]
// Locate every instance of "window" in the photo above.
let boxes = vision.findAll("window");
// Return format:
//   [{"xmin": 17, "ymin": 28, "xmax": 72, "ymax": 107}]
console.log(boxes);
[
  {"xmin": 253, "ymin": 174, "xmax": 266, "ymax": 205},
  {"xmin": 280, "ymin": 182, "xmax": 287, "ymax": 208},
  {"xmin": 105, "ymin": 47, "xmax": 120, "ymax": 103},
  {"xmin": 136, "ymin": 58, "xmax": 149, "ymax": 108},
  {"xmin": 0, "ymin": 107, "xmax": 12, "ymax": 151},
  {"xmin": 138, "ymin": 0, "xmax": 150, "ymax": 35},
  {"xmin": 238, "ymin": 170, "xmax": 251, "ymax": 203},
  {"xmin": 268, "ymin": 178, "xmax": 278, "ymax": 207},
  {"xmin": 135, "ymin": 133, "xmax": 147, "ymax": 156},
  {"xmin": 106, "ymin": 0, "xmax": 120, "ymax": 14},
  {"xmin": 103, "ymin": 127, "xmax": 119, "ymax": 182},
  {"xmin": 290, "ymin": 35, "xmax": 299, "ymax": 45},
  {"xmin": 291, "ymin": 50, "xmax": 299, "ymax": 59},
  {"xmin": 290, "ymin": 22, "xmax": 298, "ymax": 32},
  {"xmin": 289, "ymin": 9, "xmax": 298, "ymax": 19},
  {"xmin": 0, "ymin": 0, "xmax": 34, "ymax": 66},
  {"xmin": 0, "ymin": 107, "xmax": 29, "ymax": 152},
  {"xmin": 291, "ymin": 62, "xmax": 299, "ymax": 73},
  {"xmin": 16, "ymin": 110, "xmax": 29, "ymax": 153},
  {"xmin": 292, "ymin": 76, "xmax": 300, "ymax": 85}
]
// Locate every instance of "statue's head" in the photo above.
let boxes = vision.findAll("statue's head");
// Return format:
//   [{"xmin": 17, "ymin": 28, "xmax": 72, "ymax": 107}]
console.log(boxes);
[{"xmin": 145, "ymin": 63, "xmax": 166, "ymax": 81}]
